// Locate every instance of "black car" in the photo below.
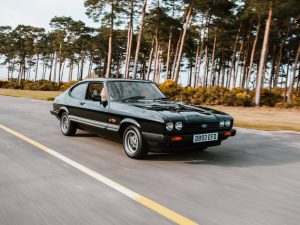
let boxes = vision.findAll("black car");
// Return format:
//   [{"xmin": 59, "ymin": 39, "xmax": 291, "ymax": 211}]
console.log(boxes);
[{"xmin": 50, "ymin": 78, "xmax": 236, "ymax": 159}]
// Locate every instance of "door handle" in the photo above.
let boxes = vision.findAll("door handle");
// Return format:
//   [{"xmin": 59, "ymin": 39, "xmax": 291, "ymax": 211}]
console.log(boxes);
[{"xmin": 80, "ymin": 101, "xmax": 85, "ymax": 105}]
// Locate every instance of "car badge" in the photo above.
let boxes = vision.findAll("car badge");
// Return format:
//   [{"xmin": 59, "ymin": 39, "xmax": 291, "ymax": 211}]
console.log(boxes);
[{"xmin": 201, "ymin": 124, "xmax": 208, "ymax": 128}]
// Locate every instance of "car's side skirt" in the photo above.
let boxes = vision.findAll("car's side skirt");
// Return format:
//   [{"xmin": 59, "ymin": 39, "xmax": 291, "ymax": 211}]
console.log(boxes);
[{"xmin": 69, "ymin": 115, "xmax": 119, "ymax": 132}]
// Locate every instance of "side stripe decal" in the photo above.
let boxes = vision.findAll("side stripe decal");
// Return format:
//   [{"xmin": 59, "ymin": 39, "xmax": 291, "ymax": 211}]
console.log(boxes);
[{"xmin": 69, "ymin": 115, "xmax": 119, "ymax": 131}]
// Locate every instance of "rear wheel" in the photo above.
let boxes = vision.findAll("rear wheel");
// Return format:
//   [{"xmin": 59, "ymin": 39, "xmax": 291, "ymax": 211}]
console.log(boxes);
[
  {"xmin": 123, "ymin": 125, "xmax": 148, "ymax": 159},
  {"xmin": 60, "ymin": 112, "xmax": 77, "ymax": 136}
]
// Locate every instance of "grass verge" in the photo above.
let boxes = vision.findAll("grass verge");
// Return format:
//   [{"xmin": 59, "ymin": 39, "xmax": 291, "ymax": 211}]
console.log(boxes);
[
  {"xmin": 0, "ymin": 88, "xmax": 62, "ymax": 101},
  {"xmin": 0, "ymin": 88, "xmax": 299, "ymax": 132},
  {"xmin": 207, "ymin": 105, "xmax": 300, "ymax": 132}
]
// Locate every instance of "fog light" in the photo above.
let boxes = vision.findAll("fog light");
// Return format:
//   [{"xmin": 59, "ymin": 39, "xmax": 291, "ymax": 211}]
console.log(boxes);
[
  {"xmin": 224, "ymin": 132, "xmax": 232, "ymax": 136},
  {"xmin": 175, "ymin": 122, "xmax": 183, "ymax": 131},
  {"xmin": 166, "ymin": 122, "xmax": 174, "ymax": 131},
  {"xmin": 171, "ymin": 136, "xmax": 182, "ymax": 141}
]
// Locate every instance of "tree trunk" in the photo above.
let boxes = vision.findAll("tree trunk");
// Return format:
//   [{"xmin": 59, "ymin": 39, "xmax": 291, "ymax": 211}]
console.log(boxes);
[
  {"xmin": 195, "ymin": 39, "xmax": 205, "ymax": 87},
  {"xmin": 255, "ymin": 3, "xmax": 272, "ymax": 106},
  {"xmin": 188, "ymin": 57, "xmax": 193, "ymax": 86},
  {"xmin": 58, "ymin": 42, "xmax": 62, "ymax": 84},
  {"xmin": 241, "ymin": 31, "xmax": 251, "ymax": 88},
  {"xmin": 233, "ymin": 37, "xmax": 244, "ymax": 89},
  {"xmin": 165, "ymin": 29, "xmax": 173, "ymax": 80},
  {"xmin": 34, "ymin": 55, "xmax": 39, "ymax": 82},
  {"xmin": 152, "ymin": 31, "xmax": 159, "ymax": 82},
  {"xmin": 105, "ymin": 2, "xmax": 114, "ymax": 78},
  {"xmin": 203, "ymin": 45, "xmax": 208, "ymax": 87},
  {"xmin": 7, "ymin": 60, "xmax": 10, "ymax": 80},
  {"xmin": 69, "ymin": 58, "xmax": 74, "ymax": 82},
  {"xmin": 60, "ymin": 60, "xmax": 65, "ymax": 82},
  {"xmin": 124, "ymin": 0, "xmax": 134, "ymax": 78},
  {"xmin": 209, "ymin": 30, "xmax": 217, "ymax": 86},
  {"xmin": 173, "ymin": 5, "xmax": 192, "ymax": 83},
  {"xmin": 171, "ymin": 31, "xmax": 182, "ymax": 81},
  {"xmin": 124, "ymin": 24, "xmax": 133, "ymax": 78},
  {"xmin": 132, "ymin": 0, "xmax": 148, "ymax": 79},
  {"xmin": 153, "ymin": 42, "xmax": 160, "ymax": 82},
  {"xmin": 228, "ymin": 26, "xmax": 240, "ymax": 89},
  {"xmin": 246, "ymin": 18, "xmax": 261, "ymax": 89},
  {"xmin": 193, "ymin": 40, "xmax": 201, "ymax": 87},
  {"xmin": 53, "ymin": 53, "xmax": 58, "ymax": 82},
  {"xmin": 80, "ymin": 51, "xmax": 86, "ymax": 80},
  {"xmin": 287, "ymin": 43, "xmax": 300, "ymax": 104},
  {"xmin": 88, "ymin": 51, "xmax": 94, "ymax": 78},
  {"xmin": 146, "ymin": 36, "xmax": 155, "ymax": 80},
  {"xmin": 269, "ymin": 45, "xmax": 277, "ymax": 90},
  {"xmin": 284, "ymin": 55, "xmax": 290, "ymax": 102},
  {"xmin": 48, "ymin": 55, "xmax": 54, "ymax": 82}
]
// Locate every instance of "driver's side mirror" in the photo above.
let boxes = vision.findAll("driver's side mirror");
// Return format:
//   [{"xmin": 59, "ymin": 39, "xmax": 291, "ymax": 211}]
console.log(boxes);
[
  {"xmin": 92, "ymin": 94, "xmax": 108, "ymax": 107},
  {"xmin": 91, "ymin": 94, "xmax": 101, "ymax": 102}
]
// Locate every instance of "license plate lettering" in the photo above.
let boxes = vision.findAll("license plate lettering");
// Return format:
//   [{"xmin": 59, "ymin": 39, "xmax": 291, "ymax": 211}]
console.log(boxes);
[{"xmin": 193, "ymin": 133, "xmax": 218, "ymax": 143}]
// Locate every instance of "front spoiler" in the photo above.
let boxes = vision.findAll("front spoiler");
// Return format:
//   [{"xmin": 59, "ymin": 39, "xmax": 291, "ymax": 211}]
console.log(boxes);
[
  {"xmin": 142, "ymin": 129, "xmax": 236, "ymax": 151},
  {"xmin": 50, "ymin": 110, "xmax": 59, "ymax": 118}
]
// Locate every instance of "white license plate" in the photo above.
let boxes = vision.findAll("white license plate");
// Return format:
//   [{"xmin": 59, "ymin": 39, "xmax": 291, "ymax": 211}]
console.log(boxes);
[{"xmin": 193, "ymin": 133, "xmax": 218, "ymax": 143}]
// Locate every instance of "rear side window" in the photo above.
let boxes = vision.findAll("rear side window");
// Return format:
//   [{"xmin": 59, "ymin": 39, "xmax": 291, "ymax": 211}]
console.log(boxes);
[
  {"xmin": 70, "ymin": 83, "xmax": 88, "ymax": 100},
  {"xmin": 86, "ymin": 83, "xmax": 104, "ymax": 100}
]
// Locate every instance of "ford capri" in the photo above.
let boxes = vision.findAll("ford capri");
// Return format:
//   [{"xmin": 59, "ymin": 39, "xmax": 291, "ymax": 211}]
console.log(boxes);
[{"xmin": 50, "ymin": 79, "xmax": 236, "ymax": 159}]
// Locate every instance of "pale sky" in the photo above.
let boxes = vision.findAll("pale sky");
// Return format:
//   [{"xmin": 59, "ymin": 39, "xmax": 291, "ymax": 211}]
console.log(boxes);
[
  {"xmin": 0, "ymin": 0, "xmax": 98, "ymax": 30},
  {"xmin": 0, "ymin": 0, "xmax": 99, "ymax": 80}
]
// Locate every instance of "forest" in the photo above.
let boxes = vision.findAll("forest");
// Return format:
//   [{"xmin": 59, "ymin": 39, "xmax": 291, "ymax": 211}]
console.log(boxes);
[{"xmin": 0, "ymin": 0, "xmax": 299, "ymax": 106}]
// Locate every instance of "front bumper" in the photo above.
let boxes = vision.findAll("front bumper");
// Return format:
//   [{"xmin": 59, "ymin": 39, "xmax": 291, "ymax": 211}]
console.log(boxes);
[
  {"xmin": 142, "ymin": 129, "xmax": 236, "ymax": 152},
  {"xmin": 50, "ymin": 110, "xmax": 59, "ymax": 118}
]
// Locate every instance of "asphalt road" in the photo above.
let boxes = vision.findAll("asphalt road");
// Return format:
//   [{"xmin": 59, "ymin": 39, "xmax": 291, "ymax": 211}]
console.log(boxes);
[{"xmin": 0, "ymin": 95, "xmax": 300, "ymax": 225}]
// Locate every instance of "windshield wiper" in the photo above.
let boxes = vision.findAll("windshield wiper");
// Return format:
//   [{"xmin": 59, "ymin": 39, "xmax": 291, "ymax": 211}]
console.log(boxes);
[
  {"xmin": 122, "ymin": 96, "xmax": 146, "ymax": 102},
  {"xmin": 154, "ymin": 97, "xmax": 170, "ymax": 101}
]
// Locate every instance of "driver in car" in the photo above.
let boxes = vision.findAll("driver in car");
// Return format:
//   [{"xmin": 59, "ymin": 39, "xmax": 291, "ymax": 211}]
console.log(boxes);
[{"xmin": 100, "ymin": 88, "xmax": 107, "ymax": 101}]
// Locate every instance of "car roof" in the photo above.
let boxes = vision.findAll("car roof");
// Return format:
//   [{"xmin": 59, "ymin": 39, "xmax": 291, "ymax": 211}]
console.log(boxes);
[{"xmin": 83, "ymin": 78, "xmax": 153, "ymax": 83}]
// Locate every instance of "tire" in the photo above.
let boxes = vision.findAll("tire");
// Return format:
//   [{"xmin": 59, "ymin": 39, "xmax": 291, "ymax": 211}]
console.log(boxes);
[
  {"xmin": 123, "ymin": 125, "xmax": 148, "ymax": 159},
  {"xmin": 60, "ymin": 112, "xmax": 77, "ymax": 136}
]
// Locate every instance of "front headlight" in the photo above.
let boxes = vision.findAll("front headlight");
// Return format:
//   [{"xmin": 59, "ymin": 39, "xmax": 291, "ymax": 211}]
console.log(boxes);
[
  {"xmin": 175, "ymin": 122, "xmax": 183, "ymax": 131},
  {"xmin": 166, "ymin": 122, "xmax": 174, "ymax": 131},
  {"xmin": 225, "ymin": 120, "xmax": 231, "ymax": 127},
  {"xmin": 220, "ymin": 121, "xmax": 225, "ymax": 127}
]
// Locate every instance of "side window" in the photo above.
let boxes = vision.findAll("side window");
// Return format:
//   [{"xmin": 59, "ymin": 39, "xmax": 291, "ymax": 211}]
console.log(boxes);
[
  {"xmin": 86, "ymin": 83, "xmax": 104, "ymax": 100},
  {"xmin": 70, "ymin": 83, "xmax": 88, "ymax": 100}
]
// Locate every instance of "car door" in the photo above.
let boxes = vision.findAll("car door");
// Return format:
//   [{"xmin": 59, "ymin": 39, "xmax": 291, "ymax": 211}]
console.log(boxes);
[{"xmin": 80, "ymin": 82, "xmax": 108, "ymax": 137}]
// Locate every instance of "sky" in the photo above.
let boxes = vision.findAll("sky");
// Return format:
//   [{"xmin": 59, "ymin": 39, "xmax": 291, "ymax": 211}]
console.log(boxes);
[
  {"xmin": 0, "ymin": 0, "xmax": 98, "ymax": 30},
  {"xmin": 0, "ymin": 0, "xmax": 100, "ymax": 80}
]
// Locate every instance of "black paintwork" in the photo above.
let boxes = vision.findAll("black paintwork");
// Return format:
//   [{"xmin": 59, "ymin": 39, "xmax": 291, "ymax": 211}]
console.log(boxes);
[{"xmin": 50, "ymin": 78, "xmax": 236, "ymax": 152}]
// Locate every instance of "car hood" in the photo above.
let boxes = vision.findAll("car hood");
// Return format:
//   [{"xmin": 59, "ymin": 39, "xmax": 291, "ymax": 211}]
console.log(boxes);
[{"xmin": 130, "ymin": 101, "xmax": 230, "ymax": 123}]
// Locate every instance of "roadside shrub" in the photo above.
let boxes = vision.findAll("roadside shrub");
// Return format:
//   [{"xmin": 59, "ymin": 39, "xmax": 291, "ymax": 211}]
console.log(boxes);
[
  {"xmin": 159, "ymin": 80, "xmax": 181, "ymax": 99},
  {"xmin": 223, "ymin": 88, "xmax": 254, "ymax": 107},
  {"xmin": 4, "ymin": 81, "xmax": 20, "ymax": 89},
  {"xmin": 0, "ymin": 81, "xmax": 9, "ymax": 88},
  {"xmin": 259, "ymin": 88, "xmax": 283, "ymax": 107},
  {"xmin": 60, "ymin": 81, "xmax": 77, "ymax": 91}
]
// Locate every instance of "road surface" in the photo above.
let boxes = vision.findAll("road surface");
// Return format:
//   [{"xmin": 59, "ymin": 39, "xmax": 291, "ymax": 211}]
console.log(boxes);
[{"xmin": 0, "ymin": 95, "xmax": 300, "ymax": 225}]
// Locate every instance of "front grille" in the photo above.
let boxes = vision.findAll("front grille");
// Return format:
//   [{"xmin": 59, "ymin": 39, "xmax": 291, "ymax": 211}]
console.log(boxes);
[{"xmin": 183, "ymin": 122, "xmax": 222, "ymax": 134}]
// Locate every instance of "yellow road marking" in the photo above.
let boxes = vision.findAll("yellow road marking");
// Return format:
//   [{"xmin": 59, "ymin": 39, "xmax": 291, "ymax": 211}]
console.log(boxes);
[{"xmin": 0, "ymin": 124, "xmax": 198, "ymax": 225}]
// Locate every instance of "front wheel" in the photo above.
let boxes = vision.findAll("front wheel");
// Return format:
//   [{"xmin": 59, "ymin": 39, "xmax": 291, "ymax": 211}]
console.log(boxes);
[
  {"xmin": 123, "ymin": 125, "xmax": 148, "ymax": 159},
  {"xmin": 60, "ymin": 112, "xmax": 77, "ymax": 136}
]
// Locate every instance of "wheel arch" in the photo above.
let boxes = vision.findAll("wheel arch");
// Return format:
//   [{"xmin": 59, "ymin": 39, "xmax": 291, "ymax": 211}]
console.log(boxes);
[
  {"xmin": 118, "ymin": 118, "xmax": 141, "ymax": 137},
  {"xmin": 58, "ymin": 107, "xmax": 69, "ymax": 118}
]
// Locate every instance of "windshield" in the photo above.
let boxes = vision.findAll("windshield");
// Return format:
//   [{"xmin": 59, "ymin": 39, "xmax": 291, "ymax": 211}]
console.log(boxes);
[{"xmin": 107, "ymin": 81, "xmax": 166, "ymax": 101}]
